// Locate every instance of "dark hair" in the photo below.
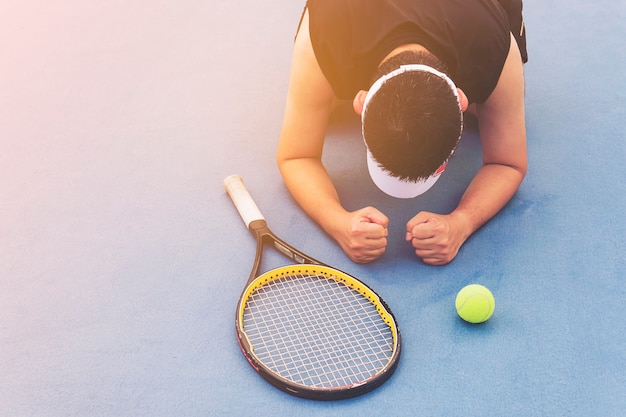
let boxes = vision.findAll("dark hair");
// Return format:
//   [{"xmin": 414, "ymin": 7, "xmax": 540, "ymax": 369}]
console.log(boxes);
[{"xmin": 363, "ymin": 51, "xmax": 462, "ymax": 181}]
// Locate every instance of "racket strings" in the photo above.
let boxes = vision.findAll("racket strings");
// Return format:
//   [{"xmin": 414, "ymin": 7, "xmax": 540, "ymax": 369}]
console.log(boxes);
[{"xmin": 242, "ymin": 272, "xmax": 395, "ymax": 389}]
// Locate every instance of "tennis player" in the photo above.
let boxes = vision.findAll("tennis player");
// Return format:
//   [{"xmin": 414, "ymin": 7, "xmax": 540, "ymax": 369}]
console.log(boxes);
[{"xmin": 277, "ymin": 0, "xmax": 528, "ymax": 265}]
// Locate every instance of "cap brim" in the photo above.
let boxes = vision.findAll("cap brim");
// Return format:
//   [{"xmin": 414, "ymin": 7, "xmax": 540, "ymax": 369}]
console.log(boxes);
[{"xmin": 366, "ymin": 149, "xmax": 442, "ymax": 199}]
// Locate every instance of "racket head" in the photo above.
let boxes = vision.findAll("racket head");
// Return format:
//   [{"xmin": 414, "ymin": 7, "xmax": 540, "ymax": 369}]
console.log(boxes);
[{"xmin": 236, "ymin": 264, "xmax": 401, "ymax": 400}]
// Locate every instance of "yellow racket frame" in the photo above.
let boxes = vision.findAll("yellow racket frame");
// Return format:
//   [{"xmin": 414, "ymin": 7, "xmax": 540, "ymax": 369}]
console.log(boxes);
[{"xmin": 237, "ymin": 264, "xmax": 400, "ymax": 353}]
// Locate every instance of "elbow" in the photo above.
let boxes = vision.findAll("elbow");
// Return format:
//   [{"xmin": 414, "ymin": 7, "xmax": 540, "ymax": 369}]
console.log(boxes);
[
  {"xmin": 483, "ymin": 158, "xmax": 528, "ymax": 185},
  {"xmin": 485, "ymin": 150, "xmax": 528, "ymax": 179},
  {"xmin": 518, "ymin": 154, "xmax": 529, "ymax": 179},
  {"xmin": 516, "ymin": 159, "xmax": 528, "ymax": 180},
  {"xmin": 276, "ymin": 149, "xmax": 291, "ymax": 176},
  {"xmin": 275, "ymin": 151, "xmax": 283, "ymax": 171}
]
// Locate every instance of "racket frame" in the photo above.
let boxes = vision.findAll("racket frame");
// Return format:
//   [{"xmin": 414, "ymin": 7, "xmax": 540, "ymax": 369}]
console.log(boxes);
[{"xmin": 225, "ymin": 175, "xmax": 401, "ymax": 400}]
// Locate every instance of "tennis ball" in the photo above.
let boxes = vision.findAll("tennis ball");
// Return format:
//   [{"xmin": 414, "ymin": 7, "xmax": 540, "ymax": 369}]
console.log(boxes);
[{"xmin": 455, "ymin": 284, "xmax": 495, "ymax": 324}]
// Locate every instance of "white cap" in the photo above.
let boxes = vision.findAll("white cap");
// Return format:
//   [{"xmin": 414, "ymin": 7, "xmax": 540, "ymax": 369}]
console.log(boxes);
[
  {"xmin": 362, "ymin": 64, "xmax": 462, "ymax": 199},
  {"xmin": 366, "ymin": 149, "xmax": 447, "ymax": 198}
]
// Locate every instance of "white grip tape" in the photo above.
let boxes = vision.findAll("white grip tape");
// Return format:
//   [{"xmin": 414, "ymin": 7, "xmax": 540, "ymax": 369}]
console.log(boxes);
[{"xmin": 224, "ymin": 175, "xmax": 265, "ymax": 228}]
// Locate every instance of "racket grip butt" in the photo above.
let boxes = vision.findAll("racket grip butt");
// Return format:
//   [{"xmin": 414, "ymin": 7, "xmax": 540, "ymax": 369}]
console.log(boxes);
[{"xmin": 224, "ymin": 174, "xmax": 265, "ymax": 227}]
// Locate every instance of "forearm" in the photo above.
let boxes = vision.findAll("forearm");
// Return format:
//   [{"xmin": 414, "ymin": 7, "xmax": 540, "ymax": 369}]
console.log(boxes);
[
  {"xmin": 277, "ymin": 157, "xmax": 348, "ymax": 236},
  {"xmin": 451, "ymin": 162, "xmax": 526, "ymax": 239},
  {"xmin": 278, "ymin": 155, "xmax": 390, "ymax": 264}
]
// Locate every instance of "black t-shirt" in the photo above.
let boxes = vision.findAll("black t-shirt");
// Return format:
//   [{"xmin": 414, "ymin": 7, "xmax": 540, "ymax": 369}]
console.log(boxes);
[{"xmin": 306, "ymin": 0, "xmax": 512, "ymax": 104}]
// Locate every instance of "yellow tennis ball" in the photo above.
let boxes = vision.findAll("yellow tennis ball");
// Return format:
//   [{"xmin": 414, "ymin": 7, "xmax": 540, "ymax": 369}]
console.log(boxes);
[{"xmin": 455, "ymin": 284, "xmax": 495, "ymax": 323}]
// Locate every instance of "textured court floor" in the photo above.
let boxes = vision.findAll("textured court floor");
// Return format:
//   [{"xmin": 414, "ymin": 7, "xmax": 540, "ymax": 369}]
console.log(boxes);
[{"xmin": 1, "ymin": 1, "xmax": 625, "ymax": 416}]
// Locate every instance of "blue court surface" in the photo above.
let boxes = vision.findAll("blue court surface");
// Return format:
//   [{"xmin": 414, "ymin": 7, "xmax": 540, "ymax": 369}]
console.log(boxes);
[{"xmin": 2, "ymin": 1, "xmax": 625, "ymax": 416}]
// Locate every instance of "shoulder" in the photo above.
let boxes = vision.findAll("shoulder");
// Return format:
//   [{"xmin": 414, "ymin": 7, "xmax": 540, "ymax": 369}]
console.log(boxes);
[
  {"xmin": 290, "ymin": 9, "xmax": 334, "ymax": 105},
  {"xmin": 476, "ymin": 34, "xmax": 527, "ymax": 167},
  {"xmin": 277, "ymin": 10, "xmax": 336, "ymax": 160},
  {"xmin": 481, "ymin": 34, "xmax": 525, "ymax": 111}
]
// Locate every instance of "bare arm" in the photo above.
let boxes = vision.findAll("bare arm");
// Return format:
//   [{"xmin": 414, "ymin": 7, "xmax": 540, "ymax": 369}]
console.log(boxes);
[
  {"xmin": 407, "ymin": 34, "xmax": 527, "ymax": 265},
  {"xmin": 276, "ymin": 10, "xmax": 388, "ymax": 263}
]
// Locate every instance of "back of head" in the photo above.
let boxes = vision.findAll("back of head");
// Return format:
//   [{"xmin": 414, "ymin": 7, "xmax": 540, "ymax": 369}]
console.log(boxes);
[{"xmin": 362, "ymin": 51, "xmax": 462, "ymax": 182}]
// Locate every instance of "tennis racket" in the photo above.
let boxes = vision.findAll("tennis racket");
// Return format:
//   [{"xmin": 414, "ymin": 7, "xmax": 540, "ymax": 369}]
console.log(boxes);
[{"xmin": 224, "ymin": 175, "xmax": 401, "ymax": 400}]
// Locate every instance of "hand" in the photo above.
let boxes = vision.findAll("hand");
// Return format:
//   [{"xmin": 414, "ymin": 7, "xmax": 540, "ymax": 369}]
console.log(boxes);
[
  {"xmin": 405, "ymin": 212, "xmax": 469, "ymax": 266},
  {"xmin": 333, "ymin": 207, "xmax": 389, "ymax": 264}
]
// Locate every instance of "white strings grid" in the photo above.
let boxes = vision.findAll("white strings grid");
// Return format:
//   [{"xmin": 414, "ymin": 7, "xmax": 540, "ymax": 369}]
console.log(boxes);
[{"xmin": 243, "ymin": 272, "xmax": 394, "ymax": 389}]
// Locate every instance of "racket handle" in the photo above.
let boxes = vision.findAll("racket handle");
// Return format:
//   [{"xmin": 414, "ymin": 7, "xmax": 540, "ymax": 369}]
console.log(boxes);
[{"xmin": 224, "ymin": 175, "xmax": 265, "ymax": 228}]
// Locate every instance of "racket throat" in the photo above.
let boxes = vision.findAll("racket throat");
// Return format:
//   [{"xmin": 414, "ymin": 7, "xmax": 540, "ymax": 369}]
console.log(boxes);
[
  {"xmin": 250, "ymin": 219, "xmax": 322, "ymax": 266},
  {"xmin": 273, "ymin": 240, "xmax": 307, "ymax": 263}
]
